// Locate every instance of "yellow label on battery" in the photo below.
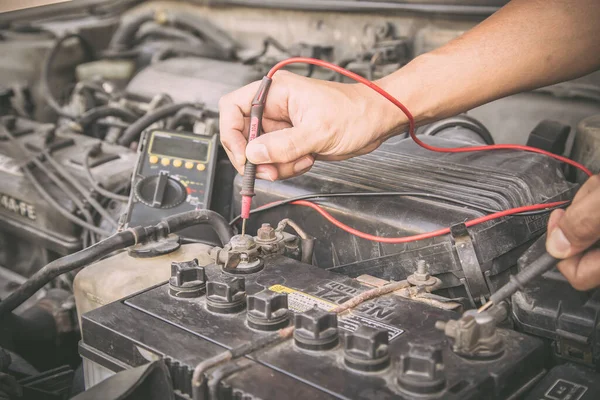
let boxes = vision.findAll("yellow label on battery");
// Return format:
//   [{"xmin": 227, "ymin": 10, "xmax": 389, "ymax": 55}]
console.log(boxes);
[{"xmin": 269, "ymin": 284, "xmax": 337, "ymax": 313}]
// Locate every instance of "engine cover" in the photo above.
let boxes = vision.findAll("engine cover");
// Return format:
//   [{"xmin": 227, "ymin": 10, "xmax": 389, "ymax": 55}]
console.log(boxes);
[
  {"xmin": 234, "ymin": 135, "xmax": 575, "ymax": 301},
  {"xmin": 0, "ymin": 116, "xmax": 136, "ymax": 257},
  {"xmin": 125, "ymin": 57, "xmax": 262, "ymax": 111},
  {"xmin": 80, "ymin": 247, "xmax": 545, "ymax": 399}
]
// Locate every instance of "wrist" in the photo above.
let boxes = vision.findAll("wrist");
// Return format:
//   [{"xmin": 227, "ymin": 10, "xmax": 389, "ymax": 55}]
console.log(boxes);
[{"xmin": 375, "ymin": 54, "xmax": 443, "ymax": 130}]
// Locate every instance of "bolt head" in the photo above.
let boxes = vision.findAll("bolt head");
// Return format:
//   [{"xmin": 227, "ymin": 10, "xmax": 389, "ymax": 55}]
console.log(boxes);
[{"xmin": 257, "ymin": 223, "xmax": 276, "ymax": 241}]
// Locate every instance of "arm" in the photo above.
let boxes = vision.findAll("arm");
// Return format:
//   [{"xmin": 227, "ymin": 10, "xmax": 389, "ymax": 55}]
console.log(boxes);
[
  {"xmin": 379, "ymin": 0, "xmax": 600, "ymax": 127},
  {"xmin": 219, "ymin": 0, "xmax": 600, "ymax": 290}
]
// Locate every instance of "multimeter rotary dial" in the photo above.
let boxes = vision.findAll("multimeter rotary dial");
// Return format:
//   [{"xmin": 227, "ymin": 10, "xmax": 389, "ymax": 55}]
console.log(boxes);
[{"xmin": 134, "ymin": 171, "xmax": 187, "ymax": 209}]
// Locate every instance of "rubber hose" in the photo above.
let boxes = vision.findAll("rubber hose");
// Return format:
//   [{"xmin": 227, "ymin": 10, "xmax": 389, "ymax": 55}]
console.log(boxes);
[
  {"xmin": 40, "ymin": 33, "xmax": 93, "ymax": 120},
  {"xmin": 0, "ymin": 229, "xmax": 137, "ymax": 316},
  {"xmin": 118, "ymin": 102, "xmax": 196, "ymax": 146},
  {"xmin": 78, "ymin": 105, "xmax": 139, "ymax": 129},
  {"xmin": 161, "ymin": 209, "xmax": 234, "ymax": 246},
  {"xmin": 0, "ymin": 210, "xmax": 233, "ymax": 315},
  {"xmin": 421, "ymin": 115, "xmax": 494, "ymax": 145},
  {"xmin": 108, "ymin": 9, "xmax": 156, "ymax": 50}
]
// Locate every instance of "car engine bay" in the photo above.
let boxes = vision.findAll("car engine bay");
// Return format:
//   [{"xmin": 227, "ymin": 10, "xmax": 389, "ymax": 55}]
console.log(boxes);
[{"xmin": 0, "ymin": 1, "xmax": 599, "ymax": 399}]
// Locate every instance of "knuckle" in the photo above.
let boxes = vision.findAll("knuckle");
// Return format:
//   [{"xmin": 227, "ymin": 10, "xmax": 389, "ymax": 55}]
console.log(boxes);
[
  {"xmin": 283, "ymin": 137, "xmax": 301, "ymax": 161},
  {"xmin": 218, "ymin": 94, "xmax": 232, "ymax": 112},
  {"xmin": 562, "ymin": 214, "xmax": 597, "ymax": 245}
]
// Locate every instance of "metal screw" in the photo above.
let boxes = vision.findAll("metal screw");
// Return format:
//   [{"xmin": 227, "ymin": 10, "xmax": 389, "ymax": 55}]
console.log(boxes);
[{"xmin": 415, "ymin": 260, "xmax": 430, "ymax": 281}]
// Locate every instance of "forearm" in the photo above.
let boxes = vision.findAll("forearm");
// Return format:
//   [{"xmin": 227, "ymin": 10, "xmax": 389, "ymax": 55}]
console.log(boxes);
[{"xmin": 377, "ymin": 0, "xmax": 600, "ymax": 127}]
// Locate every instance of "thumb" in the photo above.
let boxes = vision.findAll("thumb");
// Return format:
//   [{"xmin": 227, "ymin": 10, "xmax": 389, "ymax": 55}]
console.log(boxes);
[
  {"xmin": 546, "ymin": 183, "xmax": 600, "ymax": 258},
  {"xmin": 246, "ymin": 126, "xmax": 317, "ymax": 165}
]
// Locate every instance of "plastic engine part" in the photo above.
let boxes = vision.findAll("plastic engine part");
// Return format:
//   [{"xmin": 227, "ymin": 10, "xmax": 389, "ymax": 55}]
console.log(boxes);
[
  {"xmin": 511, "ymin": 236, "xmax": 600, "ymax": 367},
  {"xmin": 0, "ymin": 116, "xmax": 136, "ymax": 255}
]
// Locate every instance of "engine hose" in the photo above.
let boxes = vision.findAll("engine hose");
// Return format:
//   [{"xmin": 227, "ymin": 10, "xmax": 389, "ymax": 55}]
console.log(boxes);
[
  {"xmin": 0, "ymin": 209, "xmax": 233, "ymax": 316},
  {"xmin": 165, "ymin": 107, "xmax": 204, "ymax": 130},
  {"xmin": 159, "ymin": 210, "xmax": 234, "ymax": 246},
  {"xmin": 78, "ymin": 105, "xmax": 139, "ymax": 129},
  {"xmin": 421, "ymin": 115, "xmax": 495, "ymax": 145},
  {"xmin": 108, "ymin": 9, "xmax": 156, "ymax": 50},
  {"xmin": 109, "ymin": 9, "xmax": 235, "ymax": 59},
  {"xmin": 40, "ymin": 33, "xmax": 94, "ymax": 120},
  {"xmin": 118, "ymin": 102, "xmax": 198, "ymax": 146}
]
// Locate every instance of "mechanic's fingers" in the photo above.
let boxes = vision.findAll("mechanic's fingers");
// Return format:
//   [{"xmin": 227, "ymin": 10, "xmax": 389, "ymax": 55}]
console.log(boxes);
[
  {"xmin": 556, "ymin": 248, "xmax": 600, "ymax": 291},
  {"xmin": 253, "ymin": 155, "xmax": 315, "ymax": 180},
  {"xmin": 546, "ymin": 182, "xmax": 600, "ymax": 258},
  {"xmin": 546, "ymin": 208, "xmax": 565, "ymax": 233},
  {"xmin": 222, "ymin": 117, "xmax": 293, "ymax": 173},
  {"xmin": 246, "ymin": 126, "xmax": 317, "ymax": 165},
  {"xmin": 220, "ymin": 90, "xmax": 252, "ymax": 168},
  {"xmin": 571, "ymin": 173, "xmax": 600, "ymax": 205}
]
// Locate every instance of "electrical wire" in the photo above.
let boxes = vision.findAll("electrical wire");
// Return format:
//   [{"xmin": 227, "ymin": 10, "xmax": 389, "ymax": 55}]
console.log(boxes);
[
  {"xmin": 252, "ymin": 57, "xmax": 592, "ymax": 243},
  {"xmin": 1, "ymin": 126, "xmax": 110, "ymax": 237},
  {"xmin": 229, "ymin": 191, "xmax": 570, "ymax": 226},
  {"xmin": 83, "ymin": 146, "xmax": 130, "ymax": 202},
  {"xmin": 292, "ymin": 199, "xmax": 566, "ymax": 244},
  {"xmin": 42, "ymin": 150, "xmax": 119, "ymax": 228}
]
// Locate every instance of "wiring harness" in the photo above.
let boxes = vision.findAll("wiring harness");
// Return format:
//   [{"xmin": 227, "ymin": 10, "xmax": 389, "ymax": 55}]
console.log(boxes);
[{"xmin": 239, "ymin": 57, "xmax": 592, "ymax": 243}]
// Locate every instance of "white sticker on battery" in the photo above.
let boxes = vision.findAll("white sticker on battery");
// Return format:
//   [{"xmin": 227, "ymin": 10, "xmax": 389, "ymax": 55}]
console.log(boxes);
[{"xmin": 269, "ymin": 284, "xmax": 404, "ymax": 341}]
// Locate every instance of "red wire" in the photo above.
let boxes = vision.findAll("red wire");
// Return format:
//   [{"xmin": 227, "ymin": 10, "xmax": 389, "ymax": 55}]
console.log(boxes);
[
  {"xmin": 264, "ymin": 57, "xmax": 591, "ymax": 243},
  {"xmin": 291, "ymin": 200, "xmax": 566, "ymax": 244}
]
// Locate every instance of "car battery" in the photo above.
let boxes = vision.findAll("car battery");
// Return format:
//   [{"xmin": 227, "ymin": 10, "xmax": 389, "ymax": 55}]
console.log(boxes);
[{"xmin": 80, "ymin": 243, "xmax": 546, "ymax": 399}]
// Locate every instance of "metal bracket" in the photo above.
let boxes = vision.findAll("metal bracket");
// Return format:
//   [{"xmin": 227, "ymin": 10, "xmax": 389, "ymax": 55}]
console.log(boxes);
[{"xmin": 451, "ymin": 223, "xmax": 489, "ymax": 305}]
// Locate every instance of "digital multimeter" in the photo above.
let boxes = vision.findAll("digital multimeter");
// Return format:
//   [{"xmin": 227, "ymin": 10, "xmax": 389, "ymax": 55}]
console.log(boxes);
[{"xmin": 125, "ymin": 129, "xmax": 219, "ymax": 232}]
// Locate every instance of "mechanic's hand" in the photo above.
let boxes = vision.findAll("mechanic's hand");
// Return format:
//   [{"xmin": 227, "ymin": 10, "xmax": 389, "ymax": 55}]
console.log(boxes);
[
  {"xmin": 546, "ymin": 174, "xmax": 600, "ymax": 290},
  {"xmin": 219, "ymin": 71, "xmax": 403, "ymax": 180}
]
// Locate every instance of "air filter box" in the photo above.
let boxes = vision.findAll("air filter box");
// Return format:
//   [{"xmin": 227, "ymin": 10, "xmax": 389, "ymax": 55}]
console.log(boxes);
[{"xmin": 233, "ymin": 135, "xmax": 575, "ymax": 302}]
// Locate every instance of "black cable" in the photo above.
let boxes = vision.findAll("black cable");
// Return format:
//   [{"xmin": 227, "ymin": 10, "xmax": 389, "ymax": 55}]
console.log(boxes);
[
  {"xmin": 0, "ymin": 209, "xmax": 233, "ymax": 316},
  {"xmin": 229, "ymin": 192, "xmax": 569, "ymax": 226},
  {"xmin": 488, "ymin": 252, "xmax": 558, "ymax": 306},
  {"xmin": 161, "ymin": 210, "xmax": 234, "ymax": 246},
  {"xmin": 40, "ymin": 33, "xmax": 94, "ymax": 120},
  {"xmin": 78, "ymin": 105, "xmax": 139, "ymax": 129},
  {"xmin": 118, "ymin": 102, "xmax": 198, "ymax": 146},
  {"xmin": 83, "ymin": 145, "xmax": 130, "ymax": 203},
  {"xmin": 0, "ymin": 229, "xmax": 137, "ymax": 316},
  {"xmin": 165, "ymin": 106, "xmax": 204, "ymax": 130}
]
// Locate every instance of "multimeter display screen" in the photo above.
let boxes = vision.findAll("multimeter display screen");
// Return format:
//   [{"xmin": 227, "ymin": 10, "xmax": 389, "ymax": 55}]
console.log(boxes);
[{"xmin": 150, "ymin": 133, "xmax": 209, "ymax": 162}]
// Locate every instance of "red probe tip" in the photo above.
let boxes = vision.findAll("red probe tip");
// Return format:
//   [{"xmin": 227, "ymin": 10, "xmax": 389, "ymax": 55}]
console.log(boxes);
[{"xmin": 241, "ymin": 195, "xmax": 253, "ymax": 220}]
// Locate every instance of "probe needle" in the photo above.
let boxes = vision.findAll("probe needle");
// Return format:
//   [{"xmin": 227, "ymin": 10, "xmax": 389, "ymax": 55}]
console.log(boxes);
[
  {"xmin": 477, "ymin": 252, "xmax": 558, "ymax": 313},
  {"xmin": 478, "ymin": 301, "xmax": 493, "ymax": 313},
  {"xmin": 241, "ymin": 219, "xmax": 247, "ymax": 237}
]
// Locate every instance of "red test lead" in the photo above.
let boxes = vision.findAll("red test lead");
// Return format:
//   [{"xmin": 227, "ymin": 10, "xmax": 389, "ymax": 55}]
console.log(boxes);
[{"xmin": 239, "ymin": 76, "xmax": 272, "ymax": 236}]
